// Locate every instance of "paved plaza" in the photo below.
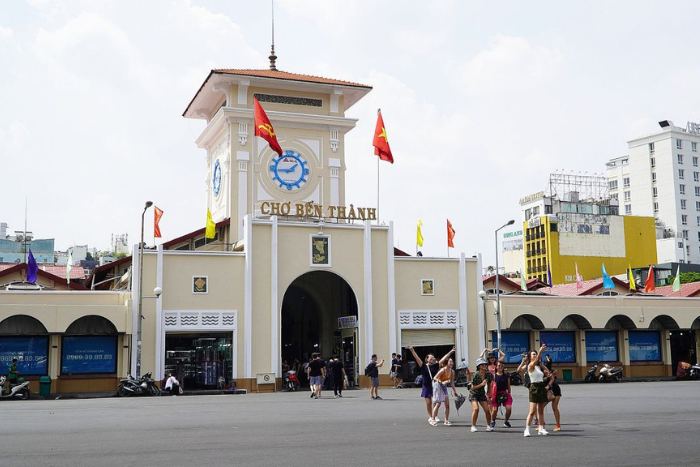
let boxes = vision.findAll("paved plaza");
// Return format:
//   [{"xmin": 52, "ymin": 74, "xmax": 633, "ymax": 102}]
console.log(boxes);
[{"xmin": 0, "ymin": 381, "xmax": 698, "ymax": 467}]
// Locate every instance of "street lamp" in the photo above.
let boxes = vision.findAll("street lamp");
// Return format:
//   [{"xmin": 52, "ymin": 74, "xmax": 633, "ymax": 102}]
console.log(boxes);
[
  {"xmin": 494, "ymin": 219, "xmax": 515, "ymax": 352},
  {"xmin": 136, "ymin": 200, "xmax": 153, "ymax": 379}
]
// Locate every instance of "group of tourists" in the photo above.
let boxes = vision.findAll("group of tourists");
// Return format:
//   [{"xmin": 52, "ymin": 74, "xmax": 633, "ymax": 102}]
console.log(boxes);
[{"xmin": 408, "ymin": 343, "xmax": 562, "ymax": 436}]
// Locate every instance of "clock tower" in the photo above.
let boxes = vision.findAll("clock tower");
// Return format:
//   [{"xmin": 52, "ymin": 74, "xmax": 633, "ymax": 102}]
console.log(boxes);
[{"xmin": 183, "ymin": 68, "xmax": 372, "ymax": 242}]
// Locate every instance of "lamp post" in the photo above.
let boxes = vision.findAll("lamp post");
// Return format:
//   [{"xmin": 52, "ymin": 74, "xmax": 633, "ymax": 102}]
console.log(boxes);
[
  {"xmin": 136, "ymin": 200, "xmax": 153, "ymax": 379},
  {"xmin": 494, "ymin": 219, "xmax": 515, "ymax": 352}
]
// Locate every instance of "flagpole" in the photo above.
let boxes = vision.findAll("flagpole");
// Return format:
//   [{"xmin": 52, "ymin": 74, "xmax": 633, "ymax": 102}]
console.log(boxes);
[{"xmin": 377, "ymin": 156, "xmax": 380, "ymax": 225}]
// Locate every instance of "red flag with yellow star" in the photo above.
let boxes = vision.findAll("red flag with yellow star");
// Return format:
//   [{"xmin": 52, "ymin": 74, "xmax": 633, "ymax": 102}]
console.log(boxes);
[
  {"xmin": 254, "ymin": 97, "xmax": 283, "ymax": 157},
  {"xmin": 373, "ymin": 110, "xmax": 394, "ymax": 163}
]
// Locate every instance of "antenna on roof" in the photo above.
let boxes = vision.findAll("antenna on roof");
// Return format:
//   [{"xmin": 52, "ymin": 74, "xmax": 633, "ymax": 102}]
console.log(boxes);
[{"xmin": 269, "ymin": 0, "xmax": 278, "ymax": 71}]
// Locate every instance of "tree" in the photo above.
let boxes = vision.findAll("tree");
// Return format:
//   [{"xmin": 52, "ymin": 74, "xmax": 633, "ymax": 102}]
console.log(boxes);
[
  {"xmin": 485, "ymin": 265, "xmax": 495, "ymax": 275},
  {"xmin": 666, "ymin": 271, "xmax": 700, "ymax": 285}
]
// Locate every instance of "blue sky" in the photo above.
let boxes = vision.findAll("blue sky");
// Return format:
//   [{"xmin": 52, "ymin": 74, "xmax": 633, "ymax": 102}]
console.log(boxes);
[{"xmin": 2, "ymin": 1, "xmax": 699, "ymax": 267}]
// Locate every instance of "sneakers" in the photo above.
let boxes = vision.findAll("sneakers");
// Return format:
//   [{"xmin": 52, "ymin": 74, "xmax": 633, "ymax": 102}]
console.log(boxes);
[
  {"xmin": 434, "ymin": 417, "xmax": 440, "ymax": 423},
  {"xmin": 470, "ymin": 426, "xmax": 478, "ymax": 433},
  {"xmin": 538, "ymin": 427, "xmax": 549, "ymax": 436},
  {"xmin": 486, "ymin": 425, "xmax": 494, "ymax": 432},
  {"xmin": 444, "ymin": 420, "xmax": 452, "ymax": 426},
  {"xmin": 338, "ymin": 394, "xmax": 342, "ymax": 398},
  {"xmin": 504, "ymin": 421, "xmax": 511, "ymax": 428},
  {"xmin": 310, "ymin": 393, "xmax": 315, "ymax": 398},
  {"xmin": 524, "ymin": 427, "xmax": 531, "ymax": 437},
  {"xmin": 429, "ymin": 419, "xmax": 438, "ymax": 426},
  {"xmin": 375, "ymin": 396, "xmax": 382, "ymax": 400},
  {"xmin": 490, "ymin": 421, "xmax": 496, "ymax": 428},
  {"xmin": 334, "ymin": 395, "xmax": 338, "ymax": 398},
  {"xmin": 554, "ymin": 425, "xmax": 561, "ymax": 432},
  {"xmin": 428, "ymin": 417, "xmax": 434, "ymax": 423}
]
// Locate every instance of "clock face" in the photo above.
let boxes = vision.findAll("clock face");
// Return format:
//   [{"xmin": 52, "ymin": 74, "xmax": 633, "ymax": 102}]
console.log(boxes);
[
  {"xmin": 212, "ymin": 159, "xmax": 222, "ymax": 196},
  {"xmin": 269, "ymin": 150, "xmax": 309, "ymax": 191}
]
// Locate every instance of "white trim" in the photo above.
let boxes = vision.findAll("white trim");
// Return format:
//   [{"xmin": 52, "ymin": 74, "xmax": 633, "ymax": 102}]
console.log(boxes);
[
  {"xmin": 420, "ymin": 279, "xmax": 435, "ymax": 296},
  {"xmin": 237, "ymin": 151, "xmax": 249, "ymax": 232},
  {"xmin": 458, "ymin": 253, "xmax": 469, "ymax": 365},
  {"xmin": 243, "ymin": 214, "xmax": 253, "ymax": 378},
  {"xmin": 271, "ymin": 215, "xmax": 279, "ymax": 376},
  {"xmin": 192, "ymin": 275, "xmax": 209, "ymax": 294},
  {"xmin": 130, "ymin": 243, "xmax": 140, "ymax": 376},
  {"xmin": 309, "ymin": 234, "xmax": 332, "ymax": 267},
  {"xmin": 161, "ymin": 250, "xmax": 243, "ymax": 257},
  {"xmin": 398, "ymin": 310, "xmax": 459, "ymax": 329},
  {"xmin": 363, "ymin": 220, "xmax": 373, "ymax": 364},
  {"xmin": 476, "ymin": 253, "xmax": 486, "ymax": 351},
  {"xmin": 387, "ymin": 221, "xmax": 397, "ymax": 355},
  {"xmin": 155, "ymin": 245, "xmax": 164, "ymax": 380}
]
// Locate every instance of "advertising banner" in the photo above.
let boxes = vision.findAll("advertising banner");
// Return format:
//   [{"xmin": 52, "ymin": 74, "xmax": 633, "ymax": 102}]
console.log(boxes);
[
  {"xmin": 0, "ymin": 337, "xmax": 49, "ymax": 375},
  {"xmin": 61, "ymin": 336, "xmax": 117, "ymax": 374},
  {"xmin": 492, "ymin": 331, "xmax": 529, "ymax": 363},
  {"xmin": 628, "ymin": 331, "xmax": 661, "ymax": 361},
  {"xmin": 585, "ymin": 331, "xmax": 619, "ymax": 362},
  {"xmin": 539, "ymin": 331, "xmax": 575, "ymax": 362}
]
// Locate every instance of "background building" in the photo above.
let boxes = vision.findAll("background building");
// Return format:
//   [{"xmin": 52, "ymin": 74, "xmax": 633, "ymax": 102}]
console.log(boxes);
[{"xmin": 607, "ymin": 120, "xmax": 700, "ymax": 264}]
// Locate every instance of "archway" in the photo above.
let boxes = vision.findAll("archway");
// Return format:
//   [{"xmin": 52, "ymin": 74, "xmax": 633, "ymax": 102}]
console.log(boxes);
[{"xmin": 281, "ymin": 271, "xmax": 358, "ymax": 385}]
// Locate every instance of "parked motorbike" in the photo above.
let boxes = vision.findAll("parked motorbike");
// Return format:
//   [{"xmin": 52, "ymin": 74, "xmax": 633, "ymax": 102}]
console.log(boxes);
[
  {"xmin": 584, "ymin": 363, "xmax": 599, "ymax": 383},
  {"xmin": 117, "ymin": 372, "xmax": 161, "ymax": 397},
  {"xmin": 0, "ymin": 375, "xmax": 31, "ymax": 400},
  {"xmin": 676, "ymin": 362, "xmax": 700, "ymax": 380},
  {"xmin": 598, "ymin": 363, "xmax": 623, "ymax": 383},
  {"xmin": 284, "ymin": 370, "xmax": 299, "ymax": 391}
]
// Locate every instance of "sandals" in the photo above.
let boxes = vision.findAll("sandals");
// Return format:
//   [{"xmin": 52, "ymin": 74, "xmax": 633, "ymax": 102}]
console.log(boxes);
[{"xmin": 444, "ymin": 420, "xmax": 452, "ymax": 426}]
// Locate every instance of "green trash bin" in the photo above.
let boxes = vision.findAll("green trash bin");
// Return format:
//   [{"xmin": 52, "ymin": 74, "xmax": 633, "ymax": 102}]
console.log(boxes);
[
  {"xmin": 39, "ymin": 376, "xmax": 52, "ymax": 398},
  {"xmin": 562, "ymin": 369, "xmax": 573, "ymax": 382}
]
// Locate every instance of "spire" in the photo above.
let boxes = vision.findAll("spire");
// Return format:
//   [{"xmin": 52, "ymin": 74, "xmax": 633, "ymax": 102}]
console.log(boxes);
[{"xmin": 269, "ymin": 0, "xmax": 277, "ymax": 71}]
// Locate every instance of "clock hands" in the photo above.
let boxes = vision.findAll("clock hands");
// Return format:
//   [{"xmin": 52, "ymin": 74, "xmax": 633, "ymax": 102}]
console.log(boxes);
[{"xmin": 280, "ymin": 163, "xmax": 298, "ymax": 173}]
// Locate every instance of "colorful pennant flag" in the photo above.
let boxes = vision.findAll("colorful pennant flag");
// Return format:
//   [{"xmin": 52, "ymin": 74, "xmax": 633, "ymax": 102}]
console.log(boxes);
[
  {"xmin": 602, "ymin": 263, "xmax": 614, "ymax": 289},
  {"xmin": 575, "ymin": 262, "xmax": 583, "ymax": 290},
  {"xmin": 416, "ymin": 219, "xmax": 424, "ymax": 247},
  {"xmin": 154, "ymin": 206, "xmax": 163, "ymax": 238},
  {"xmin": 254, "ymin": 97, "xmax": 283, "ymax": 157},
  {"xmin": 66, "ymin": 248, "xmax": 73, "ymax": 284},
  {"xmin": 520, "ymin": 274, "xmax": 527, "ymax": 291},
  {"xmin": 447, "ymin": 219, "xmax": 456, "ymax": 248},
  {"xmin": 205, "ymin": 209, "xmax": 216, "ymax": 239},
  {"xmin": 672, "ymin": 266, "xmax": 681, "ymax": 292},
  {"xmin": 644, "ymin": 265, "xmax": 655, "ymax": 294},
  {"xmin": 628, "ymin": 264, "xmax": 636, "ymax": 291},
  {"xmin": 27, "ymin": 248, "xmax": 38, "ymax": 284},
  {"xmin": 547, "ymin": 265, "xmax": 552, "ymax": 287},
  {"xmin": 373, "ymin": 109, "xmax": 394, "ymax": 163}
]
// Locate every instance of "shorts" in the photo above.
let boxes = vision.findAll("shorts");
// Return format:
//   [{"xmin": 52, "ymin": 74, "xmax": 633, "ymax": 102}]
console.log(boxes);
[
  {"xmin": 551, "ymin": 381, "xmax": 562, "ymax": 398},
  {"xmin": 420, "ymin": 386, "xmax": 433, "ymax": 399},
  {"xmin": 309, "ymin": 376, "xmax": 322, "ymax": 386},
  {"xmin": 495, "ymin": 390, "xmax": 513, "ymax": 406},
  {"xmin": 468, "ymin": 391, "xmax": 488, "ymax": 403},
  {"xmin": 529, "ymin": 382, "xmax": 548, "ymax": 403},
  {"xmin": 371, "ymin": 376, "xmax": 380, "ymax": 387}
]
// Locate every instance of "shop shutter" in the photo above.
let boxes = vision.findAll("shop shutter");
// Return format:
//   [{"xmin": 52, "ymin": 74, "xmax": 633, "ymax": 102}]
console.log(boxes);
[{"xmin": 401, "ymin": 329, "xmax": 455, "ymax": 347}]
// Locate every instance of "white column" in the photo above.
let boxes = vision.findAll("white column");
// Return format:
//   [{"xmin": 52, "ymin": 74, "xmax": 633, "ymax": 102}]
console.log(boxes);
[
  {"xmin": 130, "ymin": 243, "xmax": 140, "ymax": 376},
  {"xmin": 243, "ymin": 214, "xmax": 253, "ymax": 378},
  {"xmin": 476, "ymin": 253, "xmax": 486, "ymax": 351},
  {"xmin": 387, "ymin": 221, "xmax": 397, "ymax": 353},
  {"xmin": 237, "ymin": 151, "xmax": 249, "ymax": 232},
  {"xmin": 270, "ymin": 216, "xmax": 279, "ymax": 376},
  {"xmin": 155, "ymin": 244, "xmax": 164, "ymax": 380},
  {"xmin": 363, "ymin": 220, "xmax": 373, "ymax": 364},
  {"xmin": 458, "ymin": 252, "xmax": 469, "ymax": 365},
  {"xmin": 329, "ymin": 158, "xmax": 341, "ymax": 207}
]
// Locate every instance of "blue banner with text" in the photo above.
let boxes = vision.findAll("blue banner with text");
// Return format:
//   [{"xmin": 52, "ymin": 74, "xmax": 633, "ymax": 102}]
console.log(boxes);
[
  {"xmin": 492, "ymin": 331, "xmax": 529, "ymax": 363},
  {"xmin": 628, "ymin": 331, "xmax": 661, "ymax": 361},
  {"xmin": 585, "ymin": 331, "xmax": 618, "ymax": 362},
  {"xmin": 0, "ymin": 337, "xmax": 49, "ymax": 375},
  {"xmin": 61, "ymin": 336, "xmax": 117, "ymax": 374},
  {"xmin": 539, "ymin": 332, "xmax": 575, "ymax": 363}
]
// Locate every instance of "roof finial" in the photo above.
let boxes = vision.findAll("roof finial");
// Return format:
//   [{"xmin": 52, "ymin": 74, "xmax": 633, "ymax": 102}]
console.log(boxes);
[{"xmin": 269, "ymin": 0, "xmax": 277, "ymax": 71}]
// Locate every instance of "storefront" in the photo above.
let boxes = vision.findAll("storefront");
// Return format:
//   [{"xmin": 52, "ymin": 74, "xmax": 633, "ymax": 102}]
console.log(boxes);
[{"xmin": 164, "ymin": 333, "xmax": 233, "ymax": 389}]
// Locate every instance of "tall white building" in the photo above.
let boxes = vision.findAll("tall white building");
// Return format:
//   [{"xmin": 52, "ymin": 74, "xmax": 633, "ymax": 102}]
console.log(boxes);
[{"xmin": 606, "ymin": 120, "xmax": 700, "ymax": 264}]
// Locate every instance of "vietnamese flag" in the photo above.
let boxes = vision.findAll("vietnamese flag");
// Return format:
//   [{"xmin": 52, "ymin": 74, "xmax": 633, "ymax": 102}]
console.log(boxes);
[
  {"xmin": 447, "ymin": 219, "xmax": 456, "ymax": 248},
  {"xmin": 254, "ymin": 97, "xmax": 283, "ymax": 157},
  {"xmin": 154, "ymin": 206, "xmax": 164, "ymax": 238},
  {"xmin": 373, "ymin": 109, "xmax": 394, "ymax": 163},
  {"xmin": 644, "ymin": 265, "xmax": 655, "ymax": 293}
]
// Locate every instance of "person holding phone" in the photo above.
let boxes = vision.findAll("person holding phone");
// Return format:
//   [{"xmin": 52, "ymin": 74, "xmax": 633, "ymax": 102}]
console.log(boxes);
[{"xmin": 524, "ymin": 343, "xmax": 549, "ymax": 437}]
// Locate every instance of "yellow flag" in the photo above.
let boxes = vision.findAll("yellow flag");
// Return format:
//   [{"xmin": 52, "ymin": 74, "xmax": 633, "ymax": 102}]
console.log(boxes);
[
  {"xmin": 628, "ymin": 264, "xmax": 636, "ymax": 290},
  {"xmin": 205, "ymin": 209, "xmax": 216, "ymax": 239},
  {"xmin": 417, "ymin": 219, "xmax": 424, "ymax": 247}
]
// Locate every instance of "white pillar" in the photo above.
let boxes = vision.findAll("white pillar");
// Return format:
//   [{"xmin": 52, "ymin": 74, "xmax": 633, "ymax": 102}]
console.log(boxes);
[{"xmin": 363, "ymin": 220, "xmax": 373, "ymax": 364}]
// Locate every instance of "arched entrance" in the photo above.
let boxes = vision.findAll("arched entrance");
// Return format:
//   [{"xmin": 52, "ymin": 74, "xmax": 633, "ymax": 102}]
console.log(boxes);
[{"xmin": 281, "ymin": 271, "xmax": 358, "ymax": 385}]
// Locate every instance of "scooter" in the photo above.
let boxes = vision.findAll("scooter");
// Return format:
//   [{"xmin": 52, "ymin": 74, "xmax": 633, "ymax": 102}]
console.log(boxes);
[
  {"xmin": 676, "ymin": 362, "xmax": 700, "ymax": 380},
  {"xmin": 598, "ymin": 363, "xmax": 623, "ymax": 383},
  {"xmin": 0, "ymin": 375, "xmax": 31, "ymax": 400},
  {"xmin": 584, "ymin": 363, "xmax": 599, "ymax": 382},
  {"xmin": 117, "ymin": 372, "xmax": 160, "ymax": 397},
  {"xmin": 284, "ymin": 370, "xmax": 299, "ymax": 391}
]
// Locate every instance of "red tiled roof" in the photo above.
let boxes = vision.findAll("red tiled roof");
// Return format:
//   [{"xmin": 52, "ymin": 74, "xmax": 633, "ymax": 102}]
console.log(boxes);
[
  {"xmin": 213, "ymin": 69, "xmax": 371, "ymax": 89},
  {"xmin": 536, "ymin": 277, "xmax": 633, "ymax": 296},
  {"xmin": 483, "ymin": 274, "xmax": 520, "ymax": 290},
  {"xmin": 0, "ymin": 263, "xmax": 87, "ymax": 290},
  {"xmin": 654, "ymin": 282, "xmax": 700, "ymax": 297},
  {"xmin": 0, "ymin": 263, "xmax": 84, "ymax": 279}
]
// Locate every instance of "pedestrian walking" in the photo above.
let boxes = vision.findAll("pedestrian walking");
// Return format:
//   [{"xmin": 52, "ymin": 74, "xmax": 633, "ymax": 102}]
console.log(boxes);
[
  {"xmin": 490, "ymin": 361, "xmax": 513, "ymax": 428},
  {"xmin": 524, "ymin": 344, "xmax": 549, "ymax": 437},
  {"xmin": 408, "ymin": 345, "xmax": 455, "ymax": 424},
  {"xmin": 430, "ymin": 358, "xmax": 458, "ymax": 426},
  {"xmin": 389, "ymin": 353, "xmax": 398, "ymax": 387},
  {"xmin": 308, "ymin": 353, "xmax": 326, "ymax": 399},
  {"xmin": 367, "ymin": 354, "xmax": 384, "ymax": 399},
  {"xmin": 394, "ymin": 354, "xmax": 404, "ymax": 388},
  {"xmin": 469, "ymin": 358, "xmax": 493, "ymax": 432},
  {"xmin": 330, "ymin": 356, "xmax": 346, "ymax": 398}
]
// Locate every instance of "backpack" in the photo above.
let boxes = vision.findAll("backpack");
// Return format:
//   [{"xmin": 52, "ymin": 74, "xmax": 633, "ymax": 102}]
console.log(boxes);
[{"xmin": 364, "ymin": 363, "xmax": 373, "ymax": 377}]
